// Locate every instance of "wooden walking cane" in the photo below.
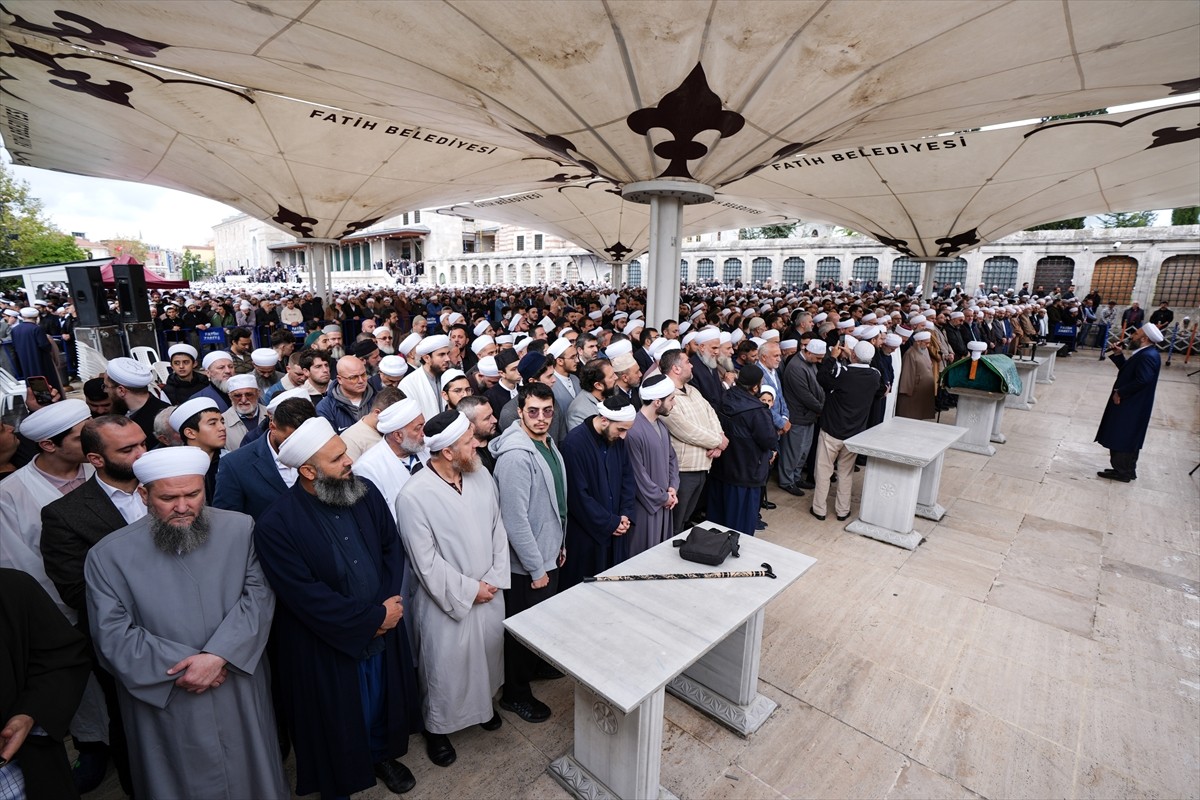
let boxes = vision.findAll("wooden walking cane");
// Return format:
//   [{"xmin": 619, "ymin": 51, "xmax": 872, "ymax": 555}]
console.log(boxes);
[{"xmin": 582, "ymin": 563, "xmax": 777, "ymax": 582}]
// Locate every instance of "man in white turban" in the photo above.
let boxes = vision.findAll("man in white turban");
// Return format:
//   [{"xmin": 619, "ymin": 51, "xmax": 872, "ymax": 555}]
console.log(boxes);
[
  {"xmin": 399, "ymin": 334, "xmax": 453, "ymax": 420},
  {"xmin": 352, "ymin": 397, "xmax": 427, "ymax": 512},
  {"xmin": 85, "ymin": 447, "xmax": 288, "ymax": 800}
]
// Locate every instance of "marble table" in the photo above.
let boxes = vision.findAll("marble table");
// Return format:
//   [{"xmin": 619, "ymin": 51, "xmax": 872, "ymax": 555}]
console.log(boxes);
[
  {"xmin": 1034, "ymin": 342, "xmax": 1063, "ymax": 384},
  {"xmin": 948, "ymin": 386, "xmax": 1008, "ymax": 456},
  {"xmin": 1005, "ymin": 358, "xmax": 1042, "ymax": 411},
  {"xmin": 842, "ymin": 417, "xmax": 966, "ymax": 549},
  {"xmin": 505, "ymin": 530, "xmax": 816, "ymax": 800}
]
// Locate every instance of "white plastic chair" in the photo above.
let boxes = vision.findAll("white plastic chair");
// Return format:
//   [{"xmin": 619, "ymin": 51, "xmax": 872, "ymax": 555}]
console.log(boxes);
[
  {"xmin": 0, "ymin": 367, "xmax": 26, "ymax": 416},
  {"xmin": 150, "ymin": 361, "xmax": 171, "ymax": 385},
  {"xmin": 130, "ymin": 345, "xmax": 160, "ymax": 368}
]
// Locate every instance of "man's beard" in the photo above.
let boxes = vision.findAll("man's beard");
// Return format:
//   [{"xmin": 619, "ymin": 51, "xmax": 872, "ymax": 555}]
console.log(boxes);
[
  {"xmin": 313, "ymin": 468, "xmax": 369, "ymax": 507},
  {"xmin": 110, "ymin": 394, "xmax": 129, "ymax": 415},
  {"xmin": 151, "ymin": 508, "xmax": 211, "ymax": 555},
  {"xmin": 400, "ymin": 432, "xmax": 425, "ymax": 454},
  {"xmin": 453, "ymin": 449, "xmax": 480, "ymax": 474},
  {"xmin": 717, "ymin": 355, "xmax": 735, "ymax": 373},
  {"xmin": 698, "ymin": 353, "xmax": 718, "ymax": 370},
  {"xmin": 429, "ymin": 363, "xmax": 446, "ymax": 379},
  {"xmin": 378, "ymin": 344, "xmax": 394, "ymax": 355},
  {"xmin": 600, "ymin": 385, "xmax": 616, "ymax": 399},
  {"xmin": 211, "ymin": 377, "xmax": 230, "ymax": 393},
  {"xmin": 105, "ymin": 461, "xmax": 138, "ymax": 483}
]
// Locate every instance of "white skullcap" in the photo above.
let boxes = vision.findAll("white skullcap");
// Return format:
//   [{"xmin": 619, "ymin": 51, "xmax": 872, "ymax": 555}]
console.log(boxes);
[
  {"xmin": 862, "ymin": 313, "xmax": 877, "ymax": 323},
  {"xmin": 842, "ymin": 335, "xmax": 859, "ymax": 350},
  {"xmin": 678, "ymin": 321, "xmax": 692, "ymax": 334},
  {"xmin": 106, "ymin": 357, "xmax": 154, "ymax": 389},
  {"xmin": 251, "ymin": 348, "xmax": 279, "ymax": 367},
  {"xmin": 950, "ymin": 311, "xmax": 965, "ymax": 319},
  {"xmin": 226, "ymin": 374, "xmax": 259, "ymax": 393},
  {"xmin": 513, "ymin": 336, "xmax": 532, "ymax": 354},
  {"xmin": 398, "ymin": 332, "xmax": 422, "ymax": 355},
  {"xmin": 439, "ymin": 369, "xmax": 468, "ymax": 391},
  {"xmin": 647, "ymin": 338, "xmax": 673, "ymax": 360},
  {"xmin": 588, "ymin": 310, "xmax": 603, "ymax": 320},
  {"xmin": 267, "ymin": 386, "xmax": 310, "ymax": 413},
  {"xmin": 539, "ymin": 316, "xmax": 556, "ymax": 333},
  {"xmin": 448, "ymin": 312, "xmax": 465, "ymax": 325},
  {"xmin": 605, "ymin": 340, "xmax": 633, "ymax": 359},
  {"xmin": 473, "ymin": 319, "xmax": 492, "ymax": 337},
  {"xmin": 202, "ymin": 351, "xmax": 233, "ymax": 369},
  {"xmin": 836, "ymin": 319, "xmax": 854, "ymax": 330},
  {"xmin": 750, "ymin": 336, "xmax": 766, "ymax": 347},
  {"xmin": 967, "ymin": 341, "xmax": 988, "ymax": 352},
  {"xmin": 170, "ymin": 397, "xmax": 219, "ymax": 432},
  {"xmin": 470, "ymin": 335, "xmax": 495, "ymax": 355},
  {"xmin": 639, "ymin": 375, "xmax": 676, "ymax": 401},
  {"xmin": 689, "ymin": 308, "xmax": 705, "ymax": 320},
  {"xmin": 913, "ymin": 330, "xmax": 932, "ymax": 341},
  {"xmin": 2, "ymin": 309, "xmax": 17, "ymax": 318},
  {"xmin": 19, "ymin": 399, "xmax": 90, "ymax": 442},
  {"xmin": 762, "ymin": 330, "xmax": 780, "ymax": 342},
  {"xmin": 374, "ymin": 326, "xmax": 391, "ymax": 337},
  {"xmin": 630, "ymin": 310, "xmax": 644, "ymax": 321},
  {"xmin": 424, "ymin": 412, "xmax": 470, "ymax": 452},
  {"xmin": 780, "ymin": 339, "xmax": 798, "ymax": 350},
  {"xmin": 548, "ymin": 337, "xmax": 573, "ymax": 359},
  {"xmin": 681, "ymin": 331, "xmax": 698, "ymax": 348},
  {"xmin": 596, "ymin": 402, "xmax": 636, "ymax": 423},
  {"xmin": 860, "ymin": 326, "xmax": 881, "ymax": 340},
  {"xmin": 813, "ymin": 312, "xmax": 828, "ymax": 323},
  {"xmin": 379, "ymin": 355, "xmax": 408, "ymax": 377},
  {"xmin": 132, "ymin": 446, "xmax": 213, "ymax": 485},
  {"xmin": 1141, "ymin": 323, "xmax": 1164, "ymax": 343},
  {"xmin": 377, "ymin": 397, "xmax": 423, "ymax": 434},
  {"xmin": 897, "ymin": 327, "xmax": 913, "ymax": 339},
  {"xmin": 508, "ymin": 313, "xmax": 524, "ymax": 331},
  {"xmin": 19, "ymin": 307, "xmax": 38, "ymax": 319},
  {"xmin": 477, "ymin": 356, "xmax": 500, "ymax": 377},
  {"xmin": 624, "ymin": 318, "xmax": 645, "ymax": 334},
  {"xmin": 694, "ymin": 328, "xmax": 720, "ymax": 344},
  {"xmin": 612, "ymin": 311, "xmax": 629, "ymax": 320},
  {"xmin": 720, "ymin": 332, "xmax": 733, "ymax": 345},
  {"xmin": 884, "ymin": 334, "xmax": 902, "ymax": 348},
  {"xmin": 322, "ymin": 324, "xmax": 341, "ymax": 335},
  {"xmin": 277, "ymin": 417, "xmax": 337, "ymax": 468},
  {"xmin": 168, "ymin": 343, "xmax": 198, "ymax": 360},
  {"xmin": 495, "ymin": 334, "xmax": 514, "ymax": 345},
  {"xmin": 730, "ymin": 328, "xmax": 745, "ymax": 345},
  {"xmin": 853, "ymin": 341, "xmax": 876, "ymax": 363},
  {"xmin": 416, "ymin": 334, "xmax": 451, "ymax": 357},
  {"xmin": 759, "ymin": 384, "xmax": 776, "ymax": 397}
]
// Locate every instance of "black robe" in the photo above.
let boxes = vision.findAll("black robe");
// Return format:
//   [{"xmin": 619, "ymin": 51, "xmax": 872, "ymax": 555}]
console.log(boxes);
[{"xmin": 0, "ymin": 569, "xmax": 90, "ymax": 800}]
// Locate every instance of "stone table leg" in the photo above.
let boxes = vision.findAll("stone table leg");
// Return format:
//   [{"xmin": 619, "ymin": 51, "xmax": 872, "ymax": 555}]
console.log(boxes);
[
  {"xmin": 550, "ymin": 684, "xmax": 678, "ymax": 800},
  {"xmin": 948, "ymin": 394, "xmax": 998, "ymax": 456},
  {"xmin": 1006, "ymin": 362, "xmax": 1041, "ymax": 411},
  {"xmin": 667, "ymin": 609, "xmax": 777, "ymax": 737},
  {"xmin": 990, "ymin": 402, "xmax": 1007, "ymax": 444},
  {"xmin": 844, "ymin": 457, "xmax": 923, "ymax": 549},
  {"xmin": 915, "ymin": 452, "xmax": 949, "ymax": 521}
]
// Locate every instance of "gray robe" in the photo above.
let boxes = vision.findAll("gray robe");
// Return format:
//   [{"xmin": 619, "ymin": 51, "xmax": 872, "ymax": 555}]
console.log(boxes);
[
  {"xmin": 395, "ymin": 467, "xmax": 510, "ymax": 734},
  {"xmin": 85, "ymin": 509, "xmax": 287, "ymax": 800},
  {"xmin": 625, "ymin": 412, "xmax": 680, "ymax": 557}
]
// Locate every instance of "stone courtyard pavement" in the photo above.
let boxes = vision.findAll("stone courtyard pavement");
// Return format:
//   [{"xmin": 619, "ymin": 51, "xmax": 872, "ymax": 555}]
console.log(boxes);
[{"xmin": 90, "ymin": 349, "xmax": 1199, "ymax": 800}]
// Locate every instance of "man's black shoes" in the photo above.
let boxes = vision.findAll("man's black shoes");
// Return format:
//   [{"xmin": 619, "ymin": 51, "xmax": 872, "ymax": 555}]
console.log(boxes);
[
  {"xmin": 499, "ymin": 696, "xmax": 552, "ymax": 723},
  {"xmin": 809, "ymin": 508, "xmax": 826, "ymax": 521},
  {"xmin": 1097, "ymin": 469, "xmax": 1131, "ymax": 483},
  {"xmin": 760, "ymin": 498, "xmax": 778, "ymax": 510},
  {"xmin": 836, "ymin": 513, "xmax": 850, "ymax": 522},
  {"xmin": 480, "ymin": 711, "xmax": 503, "ymax": 731},
  {"xmin": 779, "ymin": 484, "xmax": 805, "ymax": 497},
  {"xmin": 374, "ymin": 759, "xmax": 417, "ymax": 793},
  {"xmin": 422, "ymin": 732, "xmax": 457, "ymax": 767},
  {"xmin": 798, "ymin": 478, "xmax": 816, "ymax": 490}
]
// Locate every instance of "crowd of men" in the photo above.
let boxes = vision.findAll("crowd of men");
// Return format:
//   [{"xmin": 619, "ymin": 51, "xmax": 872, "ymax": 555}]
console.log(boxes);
[{"xmin": 0, "ymin": 276, "xmax": 1170, "ymax": 799}]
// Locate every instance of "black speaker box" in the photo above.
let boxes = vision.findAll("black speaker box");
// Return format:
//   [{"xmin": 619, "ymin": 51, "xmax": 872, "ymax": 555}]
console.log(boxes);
[
  {"xmin": 112, "ymin": 263, "xmax": 152, "ymax": 323},
  {"xmin": 66, "ymin": 265, "xmax": 116, "ymax": 327}
]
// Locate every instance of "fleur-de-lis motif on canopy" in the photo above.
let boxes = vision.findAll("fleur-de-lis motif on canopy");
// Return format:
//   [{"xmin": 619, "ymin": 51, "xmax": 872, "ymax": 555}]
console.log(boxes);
[
  {"xmin": 604, "ymin": 241, "xmax": 632, "ymax": 262},
  {"xmin": 273, "ymin": 205, "xmax": 318, "ymax": 237}
]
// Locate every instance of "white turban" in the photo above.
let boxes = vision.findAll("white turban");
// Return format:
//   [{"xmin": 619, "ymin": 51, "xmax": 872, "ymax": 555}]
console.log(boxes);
[
  {"xmin": 508, "ymin": 314, "xmax": 524, "ymax": 331},
  {"xmin": 913, "ymin": 330, "xmax": 932, "ymax": 342},
  {"xmin": 968, "ymin": 341, "xmax": 987, "ymax": 360},
  {"xmin": 596, "ymin": 402, "xmax": 636, "ymax": 422},
  {"xmin": 883, "ymin": 334, "xmax": 902, "ymax": 348},
  {"xmin": 132, "ymin": 447, "xmax": 213, "ymax": 484},
  {"xmin": 604, "ymin": 340, "xmax": 633, "ymax": 359},
  {"xmin": 19, "ymin": 307, "xmax": 38, "ymax": 319},
  {"xmin": 266, "ymin": 386, "xmax": 310, "ymax": 413},
  {"xmin": 470, "ymin": 335, "xmax": 495, "ymax": 355},
  {"xmin": 694, "ymin": 328, "xmax": 720, "ymax": 344},
  {"xmin": 624, "ymin": 319, "xmax": 644, "ymax": 334},
  {"xmin": 170, "ymin": 397, "xmax": 219, "ymax": 432},
  {"xmin": 202, "ymin": 351, "xmax": 233, "ymax": 369},
  {"xmin": 853, "ymin": 341, "xmax": 876, "ymax": 363},
  {"xmin": 251, "ymin": 348, "xmax": 278, "ymax": 367},
  {"xmin": 477, "ymin": 356, "xmax": 500, "ymax": 377},
  {"xmin": 416, "ymin": 334, "xmax": 451, "ymax": 357},
  {"xmin": 424, "ymin": 412, "xmax": 470, "ymax": 452},
  {"xmin": 106, "ymin": 357, "xmax": 153, "ymax": 389},
  {"xmin": 18, "ymin": 399, "xmax": 90, "ymax": 442},
  {"xmin": 168, "ymin": 343, "xmax": 198, "ymax": 360},
  {"xmin": 805, "ymin": 339, "xmax": 827, "ymax": 355},
  {"xmin": 1141, "ymin": 322, "xmax": 1165, "ymax": 344},
  {"xmin": 226, "ymin": 374, "xmax": 259, "ymax": 392},
  {"xmin": 780, "ymin": 339, "xmax": 798, "ymax": 351},
  {"xmin": 276, "ymin": 417, "xmax": 337, "ymax": 468},
  {"xmin": 547, "ymin": 337, "xmax": 572, "ymax": 359},
  {"xmin": 681, "ymin": 331, "xmax": 698, "ymax": 348},
  {"xmin": 473, "ymin": 319, "xmax": 491, "ymax": 337},
  {"xmin": 639, "ymin": 375, "xmax": 676, "ymax": 401},
  {"xmin": 762, "ymin": 330, "xmax": 780, "ymax": 342},
  {"xmin": 377, "ymin": 398, "xmax": 423, "ymax": 434},
  {"xmin": 379, "ymin": 355, "xmax": 408, "ymax": 377},
  {"xmin": 813, "ymin": 312, "xmax": 828, "ymax": 323},
  {"xmin": 439, "ymin": 369, "xmax": 468, "ymax": 391},
  {"xmin": 495, "ymin": 334, "xmax": 514, "ymax": 345},
  {"xmin": 398, "ymin": 333, "xmax": 422, "ymax": 356}
]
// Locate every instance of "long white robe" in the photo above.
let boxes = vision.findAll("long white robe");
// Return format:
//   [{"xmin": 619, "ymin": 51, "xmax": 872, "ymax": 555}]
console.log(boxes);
[
  {"xmin": 85, "ymin": 509, "xmax": 287, "ymax": 800},
  {"xmin": 352, "ymin": 439, "xmax": 428, "ymax": 514},
  {"xmin": 886, "ymin": 349, "xmax": 903, "ymax": 419},
  {"xmin": 398, "ymin": 367, "xmax": 443, "ymax": 422},
  {"xmin": 395, "ymin": 467, "xmax": 509, "ymax": 734}
]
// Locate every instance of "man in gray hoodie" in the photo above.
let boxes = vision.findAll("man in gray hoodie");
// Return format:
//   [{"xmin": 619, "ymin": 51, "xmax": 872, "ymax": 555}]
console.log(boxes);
[{"xmin": 488, "ymin": 382, "xmax": 566, "ymax": 723}]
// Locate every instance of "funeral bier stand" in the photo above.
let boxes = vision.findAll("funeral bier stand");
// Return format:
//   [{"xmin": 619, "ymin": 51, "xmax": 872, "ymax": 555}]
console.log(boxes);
[
  {"xmin": 941, "ymin": 353, "xmax": 1023, "ymax": 456},
  {"xmin": 1005, "ymin": 357, "xmax": 1042, "ymax": 410},
  {"xmin": 842, "ymin": 417, "xmax": 965, "ymax": 550},
  {"xmin": 505, "ymin": 528, "xmax": 815, "ymax": 800}
]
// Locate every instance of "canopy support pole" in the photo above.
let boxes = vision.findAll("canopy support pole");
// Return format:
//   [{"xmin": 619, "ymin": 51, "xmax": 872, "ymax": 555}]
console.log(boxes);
[
  {"xmin": 610, "ymin": 261, "xmax": 625, "ymax": 288},
  {"xmin": 623, "ymin": 180, "xmax": 714, "ymax": 329},
  {"xmin": 914, "ymin": 257, "xmax": 954, "ymax": 300},
  {"xmin": 298, "ymin": 239, "xmax": 338, "ymax": 305}
]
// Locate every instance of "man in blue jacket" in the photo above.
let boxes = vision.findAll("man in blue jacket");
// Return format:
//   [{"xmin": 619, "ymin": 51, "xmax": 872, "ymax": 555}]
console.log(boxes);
[
  {"xmin": 1095, "ymin": 322, "xmax": 1163, "ymax": 482},
  {"xmin": 213, "ymin": 396, "xmax": 316, "ymax": 520},
  {"xmin": 708, "ymin": 364, "xmax": 778, "ymax": 536}
]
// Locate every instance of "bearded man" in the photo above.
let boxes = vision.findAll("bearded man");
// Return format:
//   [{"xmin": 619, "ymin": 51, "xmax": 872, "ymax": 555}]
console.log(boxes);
[
  {"xmin": 84, "ymin": 447, "xmax": 287, "ymax": 800},
  {"xmin": 254, "ymin": 417, "xmax": 422, "ymax": 797},
  {"xmin": 352, "ymin": 398, "xmax": 427, "ymax": 512}
]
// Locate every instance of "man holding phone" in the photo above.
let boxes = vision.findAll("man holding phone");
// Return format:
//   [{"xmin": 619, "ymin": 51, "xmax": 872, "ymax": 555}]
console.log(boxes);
[{"xmin": 11, "ymin": 307, "xmax": 64, "ymax": 396}]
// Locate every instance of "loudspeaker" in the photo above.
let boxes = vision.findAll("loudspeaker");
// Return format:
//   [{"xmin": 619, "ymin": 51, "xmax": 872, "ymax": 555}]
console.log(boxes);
[
  {"xmin": 66, "ymin": 265, "xmax": 115, "ymax": 327},
  {"xmin": 112, "ymin": 263, "xmax": 151, "ymax": 323}
]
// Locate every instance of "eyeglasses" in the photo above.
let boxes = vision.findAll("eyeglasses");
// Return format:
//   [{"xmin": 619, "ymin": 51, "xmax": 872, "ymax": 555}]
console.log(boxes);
[{"xmin": 524, "ymin": 406, "xmax": 555, "ymax": 418}]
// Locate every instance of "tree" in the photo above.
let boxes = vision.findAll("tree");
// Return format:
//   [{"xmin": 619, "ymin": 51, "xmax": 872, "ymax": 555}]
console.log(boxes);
[
  {"xmin": 1171, "ymin": 206, "xmax": 1199, "ymax": 225},
  {"xmin": 1099, "ymin": 211, "xmax": 1155, "ymax": 228},
  {"xmin": 180, "ymin": 248, "xmax": 215, "ymax": 281},
  {"xmin": 1025, "ymin": 218, "xmax": 1085, "ymax": 231},
  {"xmin": 0, "ymin": 163, "xmax": 88, "ymax": 268},
  {"xmin": 738, "ymin": 223, "xmax": 798, "ymax": 239},
  {"xmin": 101, "ymin": 236, "xmax": 150, "ymax": 262}
]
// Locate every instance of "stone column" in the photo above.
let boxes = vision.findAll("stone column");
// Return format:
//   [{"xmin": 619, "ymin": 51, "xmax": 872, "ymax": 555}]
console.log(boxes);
[{"xmin": 298, "ymin": 239, "xmax": 337, "ymax": 305}]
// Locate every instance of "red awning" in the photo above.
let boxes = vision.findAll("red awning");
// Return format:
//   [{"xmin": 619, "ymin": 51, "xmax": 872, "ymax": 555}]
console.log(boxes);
[{"xmin": 100, "ymin": 256, "xmax": 190, "ymax": 289}]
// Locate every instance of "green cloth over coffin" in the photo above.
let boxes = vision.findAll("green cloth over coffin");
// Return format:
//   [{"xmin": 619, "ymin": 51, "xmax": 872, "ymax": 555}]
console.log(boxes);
[{"xmin": 941, "ymin": 354, "xmax": 1022, "ymax": 395}]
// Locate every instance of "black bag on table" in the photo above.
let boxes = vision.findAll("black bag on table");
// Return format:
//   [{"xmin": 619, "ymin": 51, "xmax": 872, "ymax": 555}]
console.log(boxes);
[{"xmin": 673, "ymin": 525, "xmax": 740, "ymax": 566}]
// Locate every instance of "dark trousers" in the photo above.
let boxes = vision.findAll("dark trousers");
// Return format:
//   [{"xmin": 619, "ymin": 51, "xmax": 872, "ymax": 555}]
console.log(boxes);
[
  {"xmin": 91, "ymin": 659, "xmax": 134, "ymax": 797},
  {"xmin": 1110, "ymin": 450, "xmax": 1139, "ymax": 479},
  {"xmin": 502, "ymin": 569, "xmax": 559, "ymax": 701},
  {"xmin": 674, "ymin": 471, "xmax": 707, "ymax": 534}
]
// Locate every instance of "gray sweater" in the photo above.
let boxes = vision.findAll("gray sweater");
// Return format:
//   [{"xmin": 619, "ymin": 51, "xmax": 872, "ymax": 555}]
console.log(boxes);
[{"xmin": 488, "ymin": 422, "xmax": 566, "ymax": 580}]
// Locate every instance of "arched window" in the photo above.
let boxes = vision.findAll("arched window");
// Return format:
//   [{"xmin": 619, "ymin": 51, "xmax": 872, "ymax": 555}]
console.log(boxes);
[
  {"xmin": 697, "ymin": 258, "xmax": 715, "ymax": 282},
  {"xmin": 469, "ymin": 264, "xmax": 479, "ymax": 284},
  {"xmin": 1033, "ymin": 256, "xmax": 1075, "ymax": 293},
  {"xmin": 1091, "ymin": 256, "xmax": 1138, "ymax": 305},
  {"xmin": 723, "ymin": 258, "xmax": 743, "ymax": 284},
  {"xmin": 751, "ymin": 257, "xmax": 772, "ymax": 284},
  {"xmin": 852, "ymin": 256, "xmax": 879, "ymax": 283},
  {"xmin": 680, "ymin": 259, "xmax": 689, "ymax": 284},
  {"xmin": 981, "ymin": 256, "xmax": 1018, "ymax": 291},
  {"xmin": 891, "ymin": 257, "xmax": 921, "ymax": 288},
  {"xmin": 816, "ymin": 257, "xmax": 841, "ymax": 284},
  {"xmin": 627, "ymin": 259, "xmax": 642, "ymax": 287},
  {"xmin": 782, "ymin": 257, "xmax": 805, "ymax": 285},
  {"xmin": 932, "ymin": 258, "xmax": 967, "ymax": 288},
  {"xmin": 519, "ymin": 263, "xmax": 532, "ymax": 284},
  {"xmin": 1154, "ymin": 254, "xmax": 1200, "ymax": 307}
]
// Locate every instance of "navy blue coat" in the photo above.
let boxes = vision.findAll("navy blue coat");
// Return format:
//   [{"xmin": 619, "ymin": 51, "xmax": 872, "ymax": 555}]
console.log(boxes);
[
  {"xmin": 212, "ymin": 433, "xmax": 287, "ymax": 520},
  {"xmin": 253, "ymin": 480, "xmax": 420, "ymax": 798},
  {"xmin": 688, "ymin": 353, "xmax": 724, "ymax": 408},
  {"xmin": 11, "ymin": 320, "xmax": 62, "ymax": 394},
  {"xmin": 1095, "ymin": 346, "xmax": 1160, "ymax": 452},
  {"xmin": 560, "ymin": 418, "xmax": 637, "ymax": 588},
  {"xmin": 712, "ymin": 385, "xmax": 777, "ymax": 487}
]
